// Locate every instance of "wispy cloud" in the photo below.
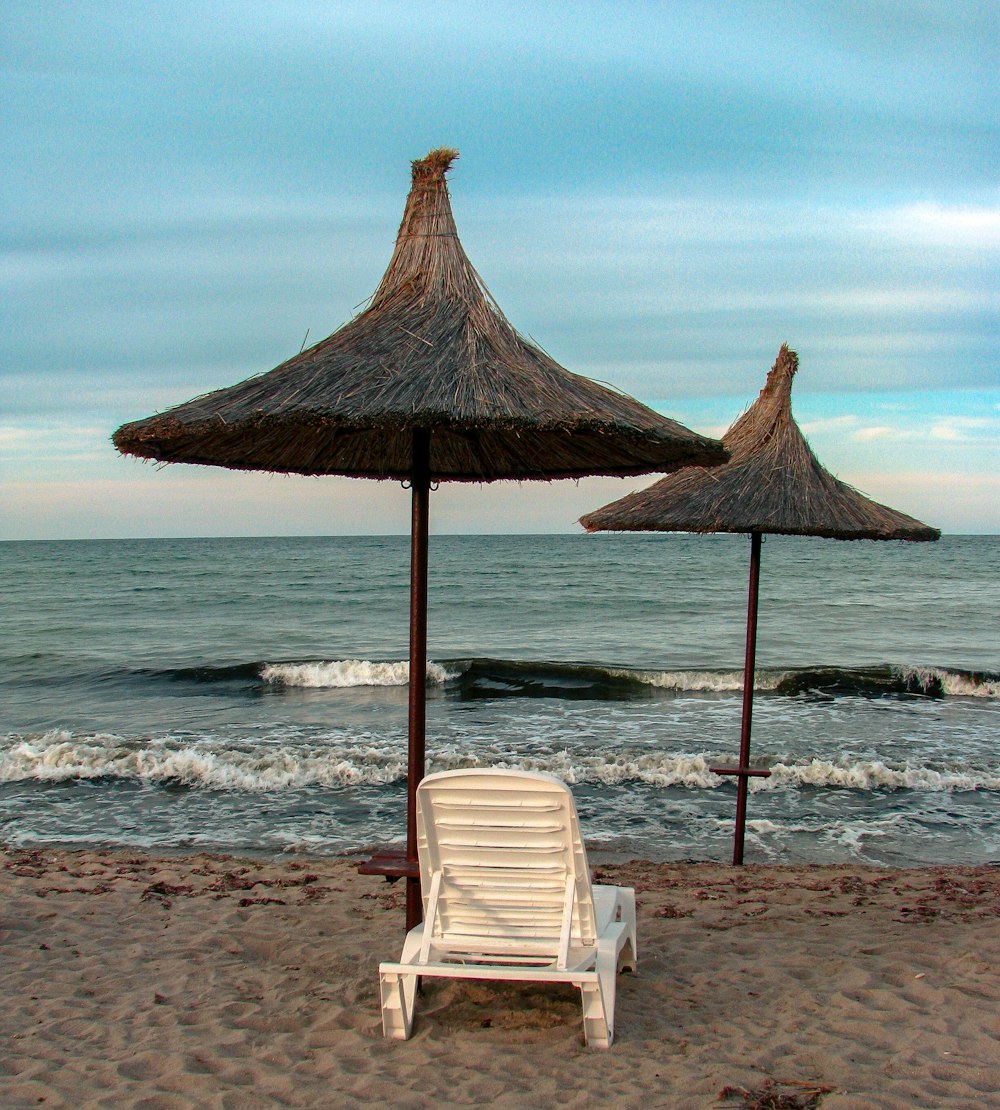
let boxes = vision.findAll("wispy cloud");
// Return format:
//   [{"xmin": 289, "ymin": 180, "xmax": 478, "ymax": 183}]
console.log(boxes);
[
  {"xmin": 851, "ymin": 425, "xmax": 897, "ymax": 442},
  {"xmin": 877, "ymin": 203, "xmax": 1000, "ymax": 248},
  {"xmin": 929, "ymin": 416, "xmax": 996, "ymax": 442},
  {"xmin": 804, "ymin": 399, "xmax": 999, "ymax": 444},
  {"xmin": 799, "ymin": 415, "xmax": 859, "ymax": 435},
  {"xmin": 0, "ymin": 421, "xmax": 111, "ymax": 465}
]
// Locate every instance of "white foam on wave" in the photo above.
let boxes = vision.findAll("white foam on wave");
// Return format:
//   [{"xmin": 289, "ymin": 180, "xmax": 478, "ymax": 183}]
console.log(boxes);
[
  {"xmin": 831, "ymin": 812, "xmax": 904, "ymax": 851},
  {"xmin": 626, "ymin": 668, "xmax": 781, "ymax": 692},
  {"xmin": 629, "ymin": 669, "xmax": 743, "ymax": 692},
  {"xmin": 892, "ymin": 665, "xmax": 1000, "ymax": 698},
  {"xmin": 486, "ymin": 752, "xmax": 723, "ymax": 789},
  {"xmin": 759, "ymin": 758, "xmax": 1000, "ymax": 792},
  {"xmin": 630, "ymin": 664, "xmax": 999, "ymax": 698},
  {"xmin": 4, "ymin": 731, "xmax": 999, "ymax": 794},
  {"xmin": 1, "ymin": 730, "xmax": 405, "ymax": 790},
  {"xmin": 260, "ymin": 659, "xmax": 456, "ymax": 688}
]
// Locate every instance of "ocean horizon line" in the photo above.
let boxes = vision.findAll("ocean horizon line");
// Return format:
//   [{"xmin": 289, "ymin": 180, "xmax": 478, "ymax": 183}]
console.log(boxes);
[{"xmin": 3, "ymin": 530, "xmax": 997, "ymax": 545}]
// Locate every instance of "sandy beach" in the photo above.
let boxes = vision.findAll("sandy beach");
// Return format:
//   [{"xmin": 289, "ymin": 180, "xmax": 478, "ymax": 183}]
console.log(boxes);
[{"xmin": 1, "ymin": 848, "xmax": 997, "ymax": 1108}]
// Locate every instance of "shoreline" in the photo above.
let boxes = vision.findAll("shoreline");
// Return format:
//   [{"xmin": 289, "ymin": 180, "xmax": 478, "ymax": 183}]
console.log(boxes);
[{"xmin": 3, "ymin": 847, "xmax": 998, "ymax": 1108}]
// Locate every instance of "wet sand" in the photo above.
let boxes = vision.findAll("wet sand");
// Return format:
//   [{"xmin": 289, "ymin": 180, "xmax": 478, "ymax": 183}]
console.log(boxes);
[{"xmin": 2, "ymin": 847, "xmax": 998, "ymax": 1108}]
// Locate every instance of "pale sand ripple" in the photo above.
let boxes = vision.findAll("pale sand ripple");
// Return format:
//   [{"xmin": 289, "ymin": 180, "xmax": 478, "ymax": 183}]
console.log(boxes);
[{"xmin": 1, "ymin": 848, "xmax": 998, "ymax": 1108}]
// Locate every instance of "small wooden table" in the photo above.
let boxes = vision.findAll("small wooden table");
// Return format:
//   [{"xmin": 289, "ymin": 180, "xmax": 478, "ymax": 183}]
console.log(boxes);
[{"xmin": 358, "ymin": 848, "xmax": 419, "ymax": 883}]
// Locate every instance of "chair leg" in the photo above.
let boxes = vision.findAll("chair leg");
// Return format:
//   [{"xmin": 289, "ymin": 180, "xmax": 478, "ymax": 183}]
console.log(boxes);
[
  {"xmin": 579, "ymin": 979, "xmax": 612, "ymax": 1048},
  {"xmin": 379, "ymin": 928, "xmax": 423, "ymax": 1039},
  {"xmin": 380, "ymin": 970, "xmax": 417, "ymax": 1039},
  {"xmin": 617, "ymin": 887, "xmax": 638, "ymax": 972}
]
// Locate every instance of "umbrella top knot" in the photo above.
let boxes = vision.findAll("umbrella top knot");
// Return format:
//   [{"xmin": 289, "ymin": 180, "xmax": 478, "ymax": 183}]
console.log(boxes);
[
  {"xmin": 411, "ymin": 148, "xmax": 460, "ymax": 184},
  {"xmin": 761, "ymin": 343, "xmax": 798, "ymax": 402}
]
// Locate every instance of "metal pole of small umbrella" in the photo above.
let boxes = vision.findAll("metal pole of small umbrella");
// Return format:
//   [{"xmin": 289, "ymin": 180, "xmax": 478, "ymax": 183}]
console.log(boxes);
[
  {"xmin": 710, "ymin": 530, "xmax": 771, "ymax": 864},
  {"xmin": 406, "ymin": 429, "xmax": 430, "ymax": 930}
]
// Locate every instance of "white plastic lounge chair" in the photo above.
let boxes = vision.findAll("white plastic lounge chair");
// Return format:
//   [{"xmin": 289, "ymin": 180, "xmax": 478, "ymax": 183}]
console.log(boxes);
[{"xmin": 379, "ymin": 768, "xmax": 637, "ymax": 1048}]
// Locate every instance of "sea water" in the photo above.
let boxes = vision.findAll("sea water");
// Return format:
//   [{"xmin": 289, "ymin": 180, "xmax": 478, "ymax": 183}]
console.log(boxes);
[{"xmin": 1, "ymin": 533, "xmax": 997, "ymax": 865}]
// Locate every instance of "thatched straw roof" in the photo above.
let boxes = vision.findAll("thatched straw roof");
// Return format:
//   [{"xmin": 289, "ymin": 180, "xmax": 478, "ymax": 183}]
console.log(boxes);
[
  {"xmin": 113, "ymin": 148, "xmax": 726, "ymax": 481},
  {"xmin": 581, "ymin": 344, "xmax": 939, "ymax": 541}
]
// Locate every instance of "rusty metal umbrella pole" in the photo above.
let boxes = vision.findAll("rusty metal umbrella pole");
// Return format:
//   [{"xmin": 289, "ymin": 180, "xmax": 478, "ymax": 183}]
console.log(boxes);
[
  {"xmin": 709, "ymin": 531, "xmax": 771, "ymax": 864},
  {"xmin": 405, "ymin": 431, "xmax": 430, "ymax": 928}
]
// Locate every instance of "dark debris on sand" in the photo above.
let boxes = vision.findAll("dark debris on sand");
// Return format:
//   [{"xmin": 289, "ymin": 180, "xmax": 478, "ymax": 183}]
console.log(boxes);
[{"xmin": 718, "ymin": 1077, "xmax": 835, "ymax": 1109}]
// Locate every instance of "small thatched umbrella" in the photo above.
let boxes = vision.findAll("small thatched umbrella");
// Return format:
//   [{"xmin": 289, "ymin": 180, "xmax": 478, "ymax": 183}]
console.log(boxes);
[
  {"xmin": 114, "ymin": 148, "xmax": 727, "ymax": 926},
  {"xmin": 581, "ymin": 344, "xmax": 939, "ymax": 864}
]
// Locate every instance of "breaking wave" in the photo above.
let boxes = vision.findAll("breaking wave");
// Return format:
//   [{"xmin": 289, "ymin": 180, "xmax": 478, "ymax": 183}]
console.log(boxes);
[
  {"xmin": 887, "ymin": 666, "xmax": 1000, "ymax": 699},
  {"xmin": 759, "ymin": 758, "xmax": 1000, "ymax": 792},
  {"xmin": 0, "ymin": 731, "xmax": 405, "ymax": 790},
  {"xmin": 4, "ymin": 730, "xmax": 998, "ymax": 793},
  {"xmin": 102, "ymin": 659, "xmax": 999, "ymax": 701},
  {"xmin": 261, "ymin": 660, "xmax": 457, "ymax": 688},
  {"xmin": 261, "ymin": 659, "xmax": 1000, "ymax": 700}
]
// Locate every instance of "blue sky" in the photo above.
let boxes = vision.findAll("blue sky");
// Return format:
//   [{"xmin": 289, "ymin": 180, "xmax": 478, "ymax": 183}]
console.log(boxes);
[{"xmin": 2, "ymin": 0, "xmax": 997, "ymax": 538}]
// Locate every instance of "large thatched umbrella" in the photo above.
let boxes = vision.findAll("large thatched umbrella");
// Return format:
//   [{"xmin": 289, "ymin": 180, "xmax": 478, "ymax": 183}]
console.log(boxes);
[
  {"xmin": 114, "ymin": 148, "xmax": 727, "ymax": 926},
  {"xmin": 581, "ymin": 344, "xmax": 939, "ymax": 865}
]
